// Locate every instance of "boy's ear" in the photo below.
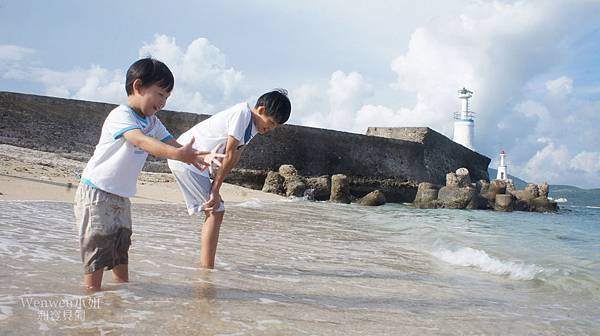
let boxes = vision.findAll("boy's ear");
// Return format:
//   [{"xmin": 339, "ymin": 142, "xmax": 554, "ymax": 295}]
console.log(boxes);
[
  {"xmin": 256, "ymin": 105, "xmax": 267, "ymax": 115},
  {"xmin": 132, "ymin": 79, "xmax": 144, "ymax": 95}
]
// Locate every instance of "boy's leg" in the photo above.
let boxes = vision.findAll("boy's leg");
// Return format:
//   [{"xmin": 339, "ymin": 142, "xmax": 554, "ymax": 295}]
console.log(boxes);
[
  {"xmin": 84, "ymin": 269, "xmax": 104, "ymax": 291},
  {"xmin": 111, "ymin": 227, "xmax": 132, "ymax": 282},
  {"xmin": 169, "ymin": 166, "xmax": 226, "ymax": 268},
  {"xmin": 112, "ymin": 264, "xmax": 129, "ymax": 282},
  {"xmin": 200, "ymin": 210, "xmax": 225, "ymax": 268},
  {"xmin": 76, "ymin": 183, "xmax": 105, "ymax": 291},
  {"xmin": 76, "ymin": 183, "xmax": 132, "ymax": 291}
]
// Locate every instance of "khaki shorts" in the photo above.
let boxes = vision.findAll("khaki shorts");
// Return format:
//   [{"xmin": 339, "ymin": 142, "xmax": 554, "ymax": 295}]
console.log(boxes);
[{"xmin": 74, "ymin": 183, "xmax": 132, "ymax": 273}]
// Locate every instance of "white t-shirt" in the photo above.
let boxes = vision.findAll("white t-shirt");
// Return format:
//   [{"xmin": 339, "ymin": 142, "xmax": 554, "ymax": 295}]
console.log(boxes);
[
  {"xmin": 81, "ymin": 105, "xmax": 172, "ymax": 197},
  {"xmin": 168, "ymin": 102, "xmax": 258, "ymax": 177}
]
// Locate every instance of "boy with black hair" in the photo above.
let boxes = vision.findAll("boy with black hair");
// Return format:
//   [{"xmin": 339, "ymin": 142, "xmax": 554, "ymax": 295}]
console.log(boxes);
[
  {"xmin": 75, "ymin": 58, "xmax": 223, "ymax": 290},
  {"xmin": 168, "ymin": 89, "xmax": 291, "ymax": 268}
]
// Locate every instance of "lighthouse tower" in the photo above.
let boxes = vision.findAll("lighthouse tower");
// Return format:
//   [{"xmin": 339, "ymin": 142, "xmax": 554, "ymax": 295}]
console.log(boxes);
[
  {"xmin": 496, "ymin": 150, "xmax": 508, "ymax": 181},
  {"xmin": 453, "ymin": 87, "xmax": 475, "ymax": 150}
]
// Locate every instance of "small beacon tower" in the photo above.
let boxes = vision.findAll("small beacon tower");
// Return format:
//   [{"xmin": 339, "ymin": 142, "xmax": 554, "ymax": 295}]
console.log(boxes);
[
  {"xmin": 496, "ymin": 150, "xmax": 508, "ymax": 181},
  {"xmin": 453, "ymin": 87, "xmax": 475, "ymax": 150}
]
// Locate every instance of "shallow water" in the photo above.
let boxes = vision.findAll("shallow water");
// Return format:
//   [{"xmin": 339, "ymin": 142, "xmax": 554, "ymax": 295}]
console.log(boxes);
[{"xmin": 0, "ymin": 199, "xmax": 598, "ymax": 335}]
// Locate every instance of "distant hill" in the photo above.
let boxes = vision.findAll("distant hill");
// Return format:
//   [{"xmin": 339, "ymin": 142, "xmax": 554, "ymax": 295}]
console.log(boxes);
[{"xmin": 549, "ymin": 185, "xmax": 600, "ymax": 207}]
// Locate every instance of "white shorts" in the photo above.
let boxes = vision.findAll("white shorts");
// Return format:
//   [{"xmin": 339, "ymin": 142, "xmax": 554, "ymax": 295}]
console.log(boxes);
[{"xmin": 168, "ymin": 162, "xmax": 225, "ymax": 215}]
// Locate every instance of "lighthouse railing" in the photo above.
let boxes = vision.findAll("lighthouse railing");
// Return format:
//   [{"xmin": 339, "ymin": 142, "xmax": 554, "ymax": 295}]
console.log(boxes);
[{"xmin": 454, "ymin": 111, "xmax": 476, "ymax": 120}]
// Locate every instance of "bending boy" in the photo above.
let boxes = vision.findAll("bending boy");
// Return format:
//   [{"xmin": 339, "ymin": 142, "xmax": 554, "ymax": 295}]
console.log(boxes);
[{"xmin": 168, "ymin": 89, "xmax": 291, "ymax": 268}]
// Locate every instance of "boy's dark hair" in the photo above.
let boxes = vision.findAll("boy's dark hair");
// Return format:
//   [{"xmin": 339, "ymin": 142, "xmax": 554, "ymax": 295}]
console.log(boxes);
[
  {"xmin": 255, "ymin": 89, "xmax": 291, "ymax": 124},
  {"xmin": 125, "ymin": 58, "xmax": 174, "ymax": 96}
]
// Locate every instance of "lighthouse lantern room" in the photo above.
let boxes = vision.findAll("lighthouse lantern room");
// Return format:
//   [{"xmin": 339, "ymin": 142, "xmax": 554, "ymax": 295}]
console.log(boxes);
[{"xmin": 453, "ymin": 87, "xmax": 475, "ymax": 150}]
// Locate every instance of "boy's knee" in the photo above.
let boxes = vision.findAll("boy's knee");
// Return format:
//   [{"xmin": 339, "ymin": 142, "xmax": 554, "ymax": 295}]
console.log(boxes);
[{"xmin": 205, "ymin": 209, "xmax": 225, "ymax": 217}]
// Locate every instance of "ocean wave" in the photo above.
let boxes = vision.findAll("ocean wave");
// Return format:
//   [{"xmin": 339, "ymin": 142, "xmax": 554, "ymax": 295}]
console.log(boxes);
[
  {"xmin": 283, "ymin": 196, "xmax": 304, "ymax": 203},
  {"xmin": 432, "ymin": 247, "xmax": 542, "ymax": 280}
]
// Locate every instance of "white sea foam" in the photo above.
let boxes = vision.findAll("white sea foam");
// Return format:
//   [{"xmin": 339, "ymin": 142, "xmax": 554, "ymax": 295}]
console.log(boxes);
[
  {"xmin": 585, "ymin": 206, "xmax": 600, "ymax": 209},
  {"xmin": 283, "ymin": 196, "xmax": 304, "ymax": 203},
  {"xmin": 554, "ymin": 198, "xmax": 568, "ymax": 203},
  {"xmin": 140, "ymin": 259, "xmax": 160, "ymax": 267},
  {"xmin": 432, "ymin": 247, "xmax": 542, "ymax": 280},
  {"xmin": 166, "ymin": 263, "xmax": 200, "ymax": 271},
  {"xmin": 0, "ymin": 305, "xmax": 13, "ymax": 320},
  {"xmin": 234, "ymin": 199, "xmax": 264, "ymax": 208},
  {"xmin": 249, "ymin": 274, "xmax": 302, "ymax": 283}
]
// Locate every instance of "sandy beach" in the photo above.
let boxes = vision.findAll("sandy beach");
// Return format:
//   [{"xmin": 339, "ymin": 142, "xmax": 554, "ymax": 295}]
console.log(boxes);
[{"xmin": 0, "ymin": 144, "xmax": 282, "ymax": 205}]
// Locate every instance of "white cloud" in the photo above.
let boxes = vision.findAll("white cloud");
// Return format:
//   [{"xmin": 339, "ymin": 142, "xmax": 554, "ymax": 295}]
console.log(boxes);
[
  {"xmin": 327, "ymin": 71, "xmax": 372, "ymax": 131},
  {"xmin": 292, "ymin": 70, "xmax": 372, "ymax": 132},
  {"xmin": 570, "ymin": 151, "xmax": 600, "ymax": 174},
  {"xmin": 514, "ymin": 100, "xmax": 549, "ymax": 119},
  {"xmin": 388, "ymin": 1, "xmax": 577, "ymax": 143},
  {"xmin": 328, "ymin": 71, "xmax": 371, "ymax": 112},
  {"xmin": 511, "ymin": 100, "xmax": 553, "ymax": 139},
  {"xmin": 514, "ymin": 139, "xmax": 600, "ymax": 187},
  {"xmin": 545, "ymin": 76, "xmax": 573, "ymax": 96},
  {"xmin": 384, "ymin": 1, "xmax": 600, "ymax": 187},
  {"xmin": 139, "ymin": 35, "xmax": 183, "ymax": 67},
  {"xmin": 1, "ymin": 36, "xmax": 245, "ymax": 113},
  {"xmin": 390, "ymin": 27, "xmax": 479, "ymax": 135},
  {"xmin": 0, "ymin": 45, "xmax": 35, "ymax": 62},
  {"xmin": 520, "ymin": 138, "xmax": 570, "ymax": 183},
  {"xmin": 138, "ymin": 35, "xmax": 245, "ymax": 114},
  {"xmin": 288, "ymin": 84, "xmax": 326, "ymax": 127},
  {"xmin": 0, "ymin": 45, "xmax": 36, "ymax": 80},
  {"xmin": 287, "ymin": 2, "xmax": 600, "ymax": 187},
  {"xmin": 28, "ymin": 65, "xmax": 125, "ymax": 103},
  {"xmin": 354, "ymin": 104, "xmax": 413, "ymax": 130}
]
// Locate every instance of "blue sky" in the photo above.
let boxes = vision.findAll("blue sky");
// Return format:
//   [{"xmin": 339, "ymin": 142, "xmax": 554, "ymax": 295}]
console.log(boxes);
[{"xmin": 1, "ymin": 0, "xmax": 600, "ymax": 188}]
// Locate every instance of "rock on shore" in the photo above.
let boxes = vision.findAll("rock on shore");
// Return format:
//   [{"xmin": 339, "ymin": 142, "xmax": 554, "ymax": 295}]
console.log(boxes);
[{"xmin": 413, "ymin": 168, "xmax": 558, "ymax": 213}]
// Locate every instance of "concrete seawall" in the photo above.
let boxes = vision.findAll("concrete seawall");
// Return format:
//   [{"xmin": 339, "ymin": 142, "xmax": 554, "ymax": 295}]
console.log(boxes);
[
  {"xmin": 0, "ymin": 91, "xmax": 490, "ymax": 202},
  {"xmin": 366, "ymin": 127, "xmax": 490, "ymax": 185}
]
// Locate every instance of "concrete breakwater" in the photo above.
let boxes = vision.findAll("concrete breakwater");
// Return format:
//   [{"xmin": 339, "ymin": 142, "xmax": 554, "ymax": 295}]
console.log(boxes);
[{"xmin": 0, "ymin": 91, "xmax": 490, "ymax": 203}]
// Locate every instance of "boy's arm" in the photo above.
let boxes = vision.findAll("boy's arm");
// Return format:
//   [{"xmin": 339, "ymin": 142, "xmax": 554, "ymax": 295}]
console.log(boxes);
[
  {"xmin": 204, "ymin": 135, "xmax": 243, "ymax": 209},
  {"xmin": 165, "ymin": 138, "xmax": 182, "ymax": 148},
  {"xmin": 123, "ymin": 129, "xmax": 208, "ymax": 170}
]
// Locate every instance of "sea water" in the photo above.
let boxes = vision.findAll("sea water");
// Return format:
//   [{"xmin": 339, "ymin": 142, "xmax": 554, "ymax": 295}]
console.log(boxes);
[{"xmin": 0, "ymin": 196, "xmax": 598, "ymax": 335}]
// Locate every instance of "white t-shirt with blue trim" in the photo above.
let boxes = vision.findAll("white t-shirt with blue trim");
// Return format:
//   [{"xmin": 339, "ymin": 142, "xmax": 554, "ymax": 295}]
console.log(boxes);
[
  {"xmin": 81, "ymin": 105, "xmax": 173, "ymax": 197},
  {"xmin": 168, "ymin": 102, "xmax": 257, "ymax": 178}
]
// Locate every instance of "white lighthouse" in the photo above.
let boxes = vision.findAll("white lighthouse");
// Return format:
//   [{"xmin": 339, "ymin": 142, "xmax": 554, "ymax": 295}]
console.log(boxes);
[
  {"xmin": 453, "ymin": 87, "xmax": 475, "ymax": 150},
  {"xmin": 496, "ymin": 150, "xmax": 508, "ymax": 181}
]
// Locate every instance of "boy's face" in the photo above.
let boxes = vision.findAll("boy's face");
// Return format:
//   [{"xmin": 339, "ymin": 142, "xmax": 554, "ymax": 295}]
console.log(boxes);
[
  {"xmin": 133, "ymin": 81, "xmax": 171, "ymax": 117},
  {"xmin": 254, "ymin": 106, "xmax": 279, "ymax": 134}
]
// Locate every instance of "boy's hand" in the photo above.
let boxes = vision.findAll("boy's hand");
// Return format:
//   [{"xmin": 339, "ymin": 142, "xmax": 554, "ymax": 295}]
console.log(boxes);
[
  {"xmin": 176, "ymin": 137, "xmax": 224, "ymax": 171},
  {"xmin": 203, "ymin": 143, "xmax": 225, "ymax": 175},
  {"xmin": 203, "ymin": 191, "xmax": 222, "ymax": 211}
]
